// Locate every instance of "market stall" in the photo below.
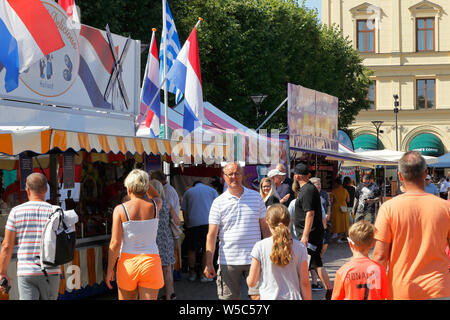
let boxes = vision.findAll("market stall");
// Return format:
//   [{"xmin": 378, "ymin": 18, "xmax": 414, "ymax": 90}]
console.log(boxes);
[{"xmin": 0, "ymin": 125, "xmax": 228, "ymax": 300}]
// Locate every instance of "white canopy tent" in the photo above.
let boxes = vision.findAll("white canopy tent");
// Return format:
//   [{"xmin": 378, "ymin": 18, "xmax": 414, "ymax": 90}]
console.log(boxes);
[
  {"xmin": 351, "ymin": 149, "xmax": 438, "ymax": 165},
  {"xmin": 327, "ymin": 148, "xmax": 438, "ymax": 198},
  {"xmin": 326, "ymin": 148, "xmax": 438, "ymax": 167}
]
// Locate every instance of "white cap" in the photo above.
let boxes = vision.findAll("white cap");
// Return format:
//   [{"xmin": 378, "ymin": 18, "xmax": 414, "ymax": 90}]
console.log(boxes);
[
  {"xmin": 267, "ymin": 169, "xmax": 286, "ymax": 178},
  {"xmin": 426, "ymin": 175, "xmax": 431, "ymax": 180}
]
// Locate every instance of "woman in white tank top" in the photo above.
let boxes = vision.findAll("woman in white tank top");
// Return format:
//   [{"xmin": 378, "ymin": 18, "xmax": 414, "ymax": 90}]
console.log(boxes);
[{"xmin": 106, "ymin": 169, "xmax": 163, "ymax": 300}]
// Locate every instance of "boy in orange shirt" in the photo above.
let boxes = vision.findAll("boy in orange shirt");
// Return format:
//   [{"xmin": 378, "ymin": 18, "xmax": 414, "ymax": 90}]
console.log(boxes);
[{"xmin": 332, "ymin": 220, "xmax": 388, "ymax": 300}]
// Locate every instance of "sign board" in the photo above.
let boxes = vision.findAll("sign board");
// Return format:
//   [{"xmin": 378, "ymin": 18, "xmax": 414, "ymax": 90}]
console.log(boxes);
[
  {"xmin": 0, "ymin": 1, "xmax": 140, "ymax": 135},
  {"xmin": 288, "ymin": 83, "xmax": 338, "ymax": 152},
  {"xmin": 19, "ymin": 154, "xmax": 33, "ymax": 191},
  {"xmin": 63, "ymin": 152, "xmax": 75, "ymax": 189}
]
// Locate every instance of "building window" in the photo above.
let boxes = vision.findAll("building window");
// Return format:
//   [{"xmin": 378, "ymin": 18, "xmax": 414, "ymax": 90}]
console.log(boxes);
[
  {"xmin": 416, "ymin": 18, "xmax": 434, "ymax": 51},
  {"xmin": 367, "ymin": 81, "xmax": 376, "ymax": 109},
  {"xmin": 357, "ymin": 20, "xmax": 375, "ymax": 53},
  {"xmin": 416, "ymin": 79, "xmax": 435, "ymax": 110}
]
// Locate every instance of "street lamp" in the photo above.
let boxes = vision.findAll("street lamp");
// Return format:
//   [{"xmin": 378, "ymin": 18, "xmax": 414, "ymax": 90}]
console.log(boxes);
[
  {"xmin": 250, "ymin": 94, "xmax": 267, "ymax": 128},
  {"xmin": 393, "ymin": 94, "xmax": 399, "ymax": 151},
  {"xmin": 371, "ymin": 120, "xmax": 384, "ymax": 150}
]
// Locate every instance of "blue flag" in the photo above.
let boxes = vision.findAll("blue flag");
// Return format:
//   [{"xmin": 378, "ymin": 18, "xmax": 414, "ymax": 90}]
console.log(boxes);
[{"xmin": 160, "ymin": 0, "xmax": 183, "ymax": 103}]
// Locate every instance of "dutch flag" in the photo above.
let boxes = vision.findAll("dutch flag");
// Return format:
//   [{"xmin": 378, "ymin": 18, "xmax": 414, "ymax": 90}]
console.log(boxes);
[
  {"xmin": 138, "ymin": 36, "xmax": 161, "ymax": 138},
  {"xmin": 166, "ymin": 26, "xmax": 204, "ymax": 133},
  {"xmin": 58, "ymin": 0, "xmax": 80, "ymax": 24},
  {"xmin": 0, "ymin": 0, "xmax": 65, "ymax": 92}
]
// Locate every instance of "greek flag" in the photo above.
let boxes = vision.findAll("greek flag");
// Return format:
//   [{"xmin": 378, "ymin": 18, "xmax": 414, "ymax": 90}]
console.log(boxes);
[{"xmin": 160, "ymin": 0, "xmax": 183, "ymax": 103}]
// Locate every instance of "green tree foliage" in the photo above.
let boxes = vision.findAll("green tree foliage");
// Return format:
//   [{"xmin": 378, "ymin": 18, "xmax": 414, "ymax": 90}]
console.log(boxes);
[{"xmin": 77, "ymin": 0, "xmax": 371, "ymax": 131}]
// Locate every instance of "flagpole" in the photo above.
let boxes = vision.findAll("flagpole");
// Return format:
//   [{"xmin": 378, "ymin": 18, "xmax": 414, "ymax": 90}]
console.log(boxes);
[
  {"xmin": 162, "ymin": 0, "xmax": 169, "ymax": 140},
  {"xmin": 136, "ymin": 28, "xmax": 157, "ymax": 133},
  {"xmin": 136, "ymin": 18, "xmax": 204, "ymax": 133},
  {"xmin": 195, "ymin": 17, "xmax": 203, "ymax": 130},
  {"xmin": 135, "ymin": 28, "xmax": 156, "ymax": 135}
]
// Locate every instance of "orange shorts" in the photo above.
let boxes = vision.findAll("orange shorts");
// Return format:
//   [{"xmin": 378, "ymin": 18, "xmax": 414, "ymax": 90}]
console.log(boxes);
[{"xmin": 116, "ymin": 253, "xmax": 164, "ymax": 291}]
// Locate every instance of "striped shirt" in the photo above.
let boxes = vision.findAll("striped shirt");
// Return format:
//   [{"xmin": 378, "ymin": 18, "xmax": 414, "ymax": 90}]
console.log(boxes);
[
  {"xmin": 6, "ymin": 201, "xmax": 61, "ymax": 276},
  {"xmin": 209, "ymin": 187, "xmax": 266, "ymax": 265}
]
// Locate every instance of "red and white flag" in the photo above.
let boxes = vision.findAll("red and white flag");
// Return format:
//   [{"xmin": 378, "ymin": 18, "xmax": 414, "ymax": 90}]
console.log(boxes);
[
  {"xmin": 58, "ymin": 0, "xmax": 79, "ymax": 23},
  {"xmin": 165, "ymin": 24, "xmax": 204, "ymax": 133}
]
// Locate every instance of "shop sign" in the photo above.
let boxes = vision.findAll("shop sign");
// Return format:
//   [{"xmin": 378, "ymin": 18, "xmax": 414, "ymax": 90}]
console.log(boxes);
[{"xmin": 0, "ymin": 0, "xmax": 140, "ymax": 118}]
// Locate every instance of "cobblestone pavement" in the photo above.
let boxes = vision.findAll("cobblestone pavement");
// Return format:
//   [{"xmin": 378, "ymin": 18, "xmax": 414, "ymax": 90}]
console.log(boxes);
[{"xmin": 91, "ymin": 240, "xmax": 353, "ymax": 300}]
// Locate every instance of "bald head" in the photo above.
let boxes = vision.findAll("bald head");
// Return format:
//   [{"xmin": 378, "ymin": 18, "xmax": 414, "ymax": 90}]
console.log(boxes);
[
  {"xmin": 223, "ymin": 162, "xmax": 241, "ymax": 175},
  {"xmin": 26, "ymin": 173, "xmax": 48, "ymax": 195},
  {"xmin": 398, "ymin": 151, "xmax": 427, "ymax": 184},
  {"xmin": 276, "ymin": 163, "xmax": 286, "ymax": 173}
]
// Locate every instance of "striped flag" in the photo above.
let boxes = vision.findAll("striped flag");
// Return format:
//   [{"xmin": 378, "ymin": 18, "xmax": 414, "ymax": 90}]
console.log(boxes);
[
  {"xmin": 166, "ymin": 25, "xmax": 204, "ymax": 133},
  {"xmin": 78, "ymin": 25, "xmax": 115, "ymax": 110},
  {"xmin": 138, "ymin": 35, "xmax": 161, "ymax": 138},
  {"xmin": 0, "ymin": 0, "xmax": 65, "ymax": 92},
  {"xmin": 160, "ymin": 0, "xmax": 182, "ymax": 103},
  {"xmin": 58, "ymin": 0, "xmax": 80, "ymax": 24}
]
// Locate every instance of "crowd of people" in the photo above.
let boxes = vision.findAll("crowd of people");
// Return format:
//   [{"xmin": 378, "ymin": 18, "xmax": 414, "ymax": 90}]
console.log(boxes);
[{"xmin": 1, "ymin": 151, "xmax": 449, "ymax": 301}]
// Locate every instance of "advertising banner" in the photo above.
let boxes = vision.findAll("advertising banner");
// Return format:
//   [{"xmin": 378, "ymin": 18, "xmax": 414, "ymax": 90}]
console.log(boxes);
[
  {"xmin": 0, "ymin": 0, "xmax": 140, "ymax": 117},
  {"xmin": 288, "ymin": 83, "xmax": 338, "ymax": 152}
]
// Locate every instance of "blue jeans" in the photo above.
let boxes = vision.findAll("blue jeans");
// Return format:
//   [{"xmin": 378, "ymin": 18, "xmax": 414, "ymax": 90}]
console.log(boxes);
[{"xmin": 17, "ymin": 275, "xmax": 60, "ymax": 300}]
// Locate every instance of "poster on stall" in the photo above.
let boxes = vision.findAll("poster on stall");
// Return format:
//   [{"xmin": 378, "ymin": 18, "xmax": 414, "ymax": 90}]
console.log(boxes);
[
  {"xmin": 288, "ymin": 83, "xmax": 338, "ymax": 152},
  {"xmin": 63, "ymin": 153, "xmax": 75, "ymax": 189},
  {"xmin": 19, "ymin": 154, "xmax": 33, "ymax": 191},
  {"xmin": 145, "ymin": 155, "xmax": 162, "ymax": 174}
]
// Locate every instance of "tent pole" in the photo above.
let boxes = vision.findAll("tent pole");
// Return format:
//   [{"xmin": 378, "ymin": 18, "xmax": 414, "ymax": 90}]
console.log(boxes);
[{"xmin": 256, "ymin": 98, "xmax": 287, "ymax": 132}]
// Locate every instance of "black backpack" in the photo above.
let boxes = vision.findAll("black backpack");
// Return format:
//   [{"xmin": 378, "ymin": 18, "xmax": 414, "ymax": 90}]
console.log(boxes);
[{"xmin": 39, "ymin": 207, "xmax": 77, "ymax": 273}]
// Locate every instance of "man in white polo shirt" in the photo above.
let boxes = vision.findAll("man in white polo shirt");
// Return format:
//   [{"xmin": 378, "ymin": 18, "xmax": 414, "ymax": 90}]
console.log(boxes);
[{"xmin": 204, "ymin": 162, "xmax": 271, "ymax": 300}]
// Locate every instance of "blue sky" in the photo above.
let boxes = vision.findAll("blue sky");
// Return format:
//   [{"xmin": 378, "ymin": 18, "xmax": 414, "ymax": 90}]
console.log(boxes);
[{"xmin": 302, "ymin": 0, "xmax": 321, "ymax": 18}]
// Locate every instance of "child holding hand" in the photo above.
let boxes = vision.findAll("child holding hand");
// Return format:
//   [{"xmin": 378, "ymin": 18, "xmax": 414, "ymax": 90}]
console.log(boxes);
[
  {"xmin": 246, "ymin": 204, "xmax": 311, "ymax": 300},
  {"xmin": 332, "ymin": 220, "xmax": 388, "ymax": 300}
]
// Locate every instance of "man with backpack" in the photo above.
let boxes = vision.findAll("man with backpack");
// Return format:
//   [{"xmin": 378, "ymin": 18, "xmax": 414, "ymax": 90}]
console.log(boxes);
[{"xmin": 0, "ymin": 173, "xmax": 61, "ymax": 300}]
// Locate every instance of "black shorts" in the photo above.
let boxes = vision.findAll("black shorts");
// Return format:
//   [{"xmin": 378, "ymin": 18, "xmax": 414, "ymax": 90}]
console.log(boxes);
[
  {"xmin": 185, "ymin": 225, "xmax": 209, "ymax": 252},
  {"xmin": 323, "ymin": 228, "xmax": 331, "ymax": 245},
  {"xmin": 307, "ymin": 242, "xmax": 324, "ymax": 270}
]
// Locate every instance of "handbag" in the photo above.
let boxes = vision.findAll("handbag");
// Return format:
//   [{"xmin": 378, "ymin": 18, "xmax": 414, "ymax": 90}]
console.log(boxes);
[
  {"xmin": 170, "ymin": 219, "xmax": 183, "ymax": 239},
  {"xmin": 340, "ymin": 205, "xmax": 348, "ymax": 213}
]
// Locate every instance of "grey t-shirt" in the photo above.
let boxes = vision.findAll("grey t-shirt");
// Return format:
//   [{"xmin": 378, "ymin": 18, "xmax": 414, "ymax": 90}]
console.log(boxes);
[{"xmin": 251, "ymin": 237, "xmax": 308, "ymax": 300}]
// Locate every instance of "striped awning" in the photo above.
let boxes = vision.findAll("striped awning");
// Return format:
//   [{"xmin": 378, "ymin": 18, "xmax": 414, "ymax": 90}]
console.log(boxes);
[{"xmin": 0, "ymin": 127, "xmax": 229, "ymax": 164}]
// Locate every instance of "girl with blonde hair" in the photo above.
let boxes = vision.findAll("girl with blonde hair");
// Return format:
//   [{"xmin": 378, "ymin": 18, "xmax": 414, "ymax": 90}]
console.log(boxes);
[
  {"xmin": 247, "ymin": 204, "xmax": 311, "ymax": 300},
  {"xmin": 259, "ymin": 177, "xmax": 280, "ymax": 207}
]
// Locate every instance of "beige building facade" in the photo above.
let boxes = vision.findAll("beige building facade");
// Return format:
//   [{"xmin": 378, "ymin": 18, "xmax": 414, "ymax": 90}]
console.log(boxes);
[{"xmin": 322, "ymin": 0, "xmax": 450, "ymax": 160}]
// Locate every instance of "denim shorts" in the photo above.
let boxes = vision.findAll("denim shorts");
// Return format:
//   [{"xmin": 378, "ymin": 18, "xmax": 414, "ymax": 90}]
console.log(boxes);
[{"xmin": 17, "ymin": 274, "xmax": 60, "ymax": 300}]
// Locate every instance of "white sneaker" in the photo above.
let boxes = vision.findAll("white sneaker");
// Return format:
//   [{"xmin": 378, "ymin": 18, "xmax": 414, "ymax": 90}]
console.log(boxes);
[
  {"xmin": 188, "ymin": 274, "xmax": 197, "ymax": 282},
  {"xmin": 200, "ymin": 275, "xmax": 214, "ymax": 283}
]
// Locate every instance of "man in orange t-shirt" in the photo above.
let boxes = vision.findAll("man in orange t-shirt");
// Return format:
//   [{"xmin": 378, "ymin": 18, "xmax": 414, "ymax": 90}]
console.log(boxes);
[
  {"xmin": 373, "ymin": 151, "xmax": 450, "ymax": 300},
  {"xmin": 332, "ymin": 220, "xmax": 388, "ymax": 300}
]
